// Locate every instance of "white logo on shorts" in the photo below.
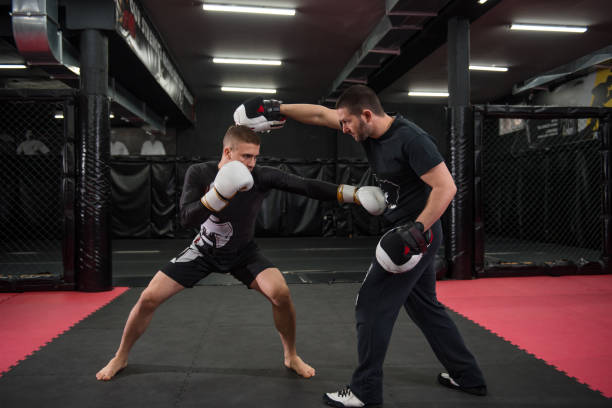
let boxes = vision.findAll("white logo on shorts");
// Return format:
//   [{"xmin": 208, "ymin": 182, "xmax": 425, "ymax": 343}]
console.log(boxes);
[
  {"xmin": 199, "ymin": 215, "xmax": 234, "ymax": 248},
  {"xmin": 171, "ymin": 246, "xmax": 201, "ymax": 263}
]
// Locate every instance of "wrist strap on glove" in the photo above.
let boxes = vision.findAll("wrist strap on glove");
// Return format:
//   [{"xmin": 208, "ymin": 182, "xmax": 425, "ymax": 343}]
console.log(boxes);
[
  {"xmin": 261, "ymin": 99, "xmax": 284, "ymax": 121},
  {"xmin": 337, "ymin": 184, "xmax": 360, "ymax": 205}
]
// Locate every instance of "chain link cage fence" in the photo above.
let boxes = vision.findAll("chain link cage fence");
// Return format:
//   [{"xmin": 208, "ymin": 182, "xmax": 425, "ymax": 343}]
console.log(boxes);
[
  {"xmin": 478, "ymin": 113, "xmax": 603, "ymax": 273},
  {"xmin": 0, "ymin": 99, "xmax": 67, "ymax": 284}
]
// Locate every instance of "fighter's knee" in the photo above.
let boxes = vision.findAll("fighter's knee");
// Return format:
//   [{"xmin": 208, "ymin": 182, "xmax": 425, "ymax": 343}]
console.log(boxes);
[
  {"xmin": 138, "ymin": 290, "xmax": 162, "ymax": 311},
  {"xmin": 269, "ymin": 284, "xmax": 291, "ymax": 307}
]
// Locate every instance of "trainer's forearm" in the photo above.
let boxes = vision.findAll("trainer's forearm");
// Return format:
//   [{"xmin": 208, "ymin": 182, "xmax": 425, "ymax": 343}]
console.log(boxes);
[
  {"xmin": 415, "ymin": 185, "xmax": 456, "ymax": 231},
  {"xmin": 280, "ymin": 103, "xmax": 340, "ymax": 130}
]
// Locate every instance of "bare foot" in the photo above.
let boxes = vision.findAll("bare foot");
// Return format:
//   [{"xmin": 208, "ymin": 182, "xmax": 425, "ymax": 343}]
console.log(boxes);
[
  {"xmin": 284, "ymin": 355, "xmax": 316, "ymax": 378},
  {"xmin": 96, "ymin": 356, "xmax": 128, "ymax": 381}
]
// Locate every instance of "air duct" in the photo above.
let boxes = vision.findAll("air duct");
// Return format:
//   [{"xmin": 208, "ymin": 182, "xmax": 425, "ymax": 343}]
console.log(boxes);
[{"xmin": 12, "ymin": 0, "xmax": 80, "ymax": 74}]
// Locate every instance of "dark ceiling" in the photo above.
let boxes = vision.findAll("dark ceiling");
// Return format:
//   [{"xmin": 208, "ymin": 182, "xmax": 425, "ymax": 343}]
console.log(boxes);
[
  {"xmin": 380, "ymin": 0, "xmax": 612, "ymax": 104},
  {"xmin": 139, "ymin": 0, "xmax": 388, "ymax": 103},
  {"xmin": 1, "ymin": 0, "xmax": 611, "ymax": 124}
]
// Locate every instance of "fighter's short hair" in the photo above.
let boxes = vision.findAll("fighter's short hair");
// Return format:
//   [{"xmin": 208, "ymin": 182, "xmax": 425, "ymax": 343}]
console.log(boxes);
[{"xmin": 223, "ymin": 125, "xmax": 261, "ymax": 148}]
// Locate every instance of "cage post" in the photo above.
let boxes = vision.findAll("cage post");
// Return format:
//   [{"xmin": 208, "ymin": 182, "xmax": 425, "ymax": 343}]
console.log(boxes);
[{"xmin": 602, "ymin": 113, "xmax": 612, "ymax": 273}]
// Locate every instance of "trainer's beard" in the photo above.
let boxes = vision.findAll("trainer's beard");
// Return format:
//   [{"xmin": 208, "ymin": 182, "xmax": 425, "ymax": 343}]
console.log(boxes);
[{"xmin": 354, "ymin": 119, "xmax": 372, "ymax": 142}]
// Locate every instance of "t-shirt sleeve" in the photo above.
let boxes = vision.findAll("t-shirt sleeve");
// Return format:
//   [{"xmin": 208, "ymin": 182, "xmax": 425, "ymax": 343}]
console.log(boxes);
[
  {"xmin": 257, "ymin": 166, "xmax": 338, "ymax": 201},
  {"xmin": 179, "ymin": 164, "xmax": 215, "ymax": 228},
  {"xmin": 403, "ymin": 130, "xmax": 444, "ymax": 177}
]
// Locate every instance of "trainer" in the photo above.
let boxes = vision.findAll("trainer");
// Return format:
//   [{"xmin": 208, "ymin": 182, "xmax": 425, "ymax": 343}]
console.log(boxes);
[{"xmin": 235, "ymin": 86, "xmax": 487, "ymax": 407}]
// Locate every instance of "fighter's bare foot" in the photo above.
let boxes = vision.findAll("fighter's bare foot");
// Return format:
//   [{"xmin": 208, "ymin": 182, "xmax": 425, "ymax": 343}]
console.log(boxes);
[
  {"xmin": 284, "ymin": 355, "xmax": 316, "ymax": 378},
  {"xmin": 96, "ymin": 356, "xmax": 128, "ymax": 381}
]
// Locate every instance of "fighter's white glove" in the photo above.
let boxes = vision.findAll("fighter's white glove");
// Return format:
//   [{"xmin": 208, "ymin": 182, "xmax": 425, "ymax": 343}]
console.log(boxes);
[
  {"xmin": 337, "ymin": 185, "xmax": 386, "ymax": 216},
  {"xmin": 201, "ymin": 161, "xmax": 254, "ymax": 212},
  {"xmin": 233, "ymin": 96, "xmax": 286, "ymax": 133}
]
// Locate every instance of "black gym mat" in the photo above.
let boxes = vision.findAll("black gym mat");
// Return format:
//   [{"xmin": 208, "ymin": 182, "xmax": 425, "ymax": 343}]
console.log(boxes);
[{"xmin": 0, "ymin": 283, "xmax": 609, "ymax": 408}]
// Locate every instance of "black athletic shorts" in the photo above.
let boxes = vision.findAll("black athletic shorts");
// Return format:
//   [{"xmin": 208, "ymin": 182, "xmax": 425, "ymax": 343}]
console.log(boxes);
[{"xmin": 161, "ymin": 241, "xmax": 274, "ymax": 288}]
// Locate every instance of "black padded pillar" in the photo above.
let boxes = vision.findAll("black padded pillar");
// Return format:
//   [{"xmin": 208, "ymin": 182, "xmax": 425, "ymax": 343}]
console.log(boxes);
[
  {"xmin": 76, "ymin": 29, "xmax": 112, "ymax": 291},
  {"xmin": 446, "ymin": 17, "xmax": 474, "ymax": 280}
]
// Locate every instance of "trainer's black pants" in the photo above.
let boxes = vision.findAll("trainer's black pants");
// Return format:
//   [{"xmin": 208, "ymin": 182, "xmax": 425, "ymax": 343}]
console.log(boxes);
[{"xmin": 350, "ymin": 221, "xmax": 486, "ymax": 404}]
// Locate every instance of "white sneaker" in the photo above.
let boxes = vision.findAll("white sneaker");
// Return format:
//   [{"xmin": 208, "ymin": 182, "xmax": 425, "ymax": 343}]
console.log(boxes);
[{"xmin": 323, "ymin": 386, "xmax": 365, "ymax": 407}]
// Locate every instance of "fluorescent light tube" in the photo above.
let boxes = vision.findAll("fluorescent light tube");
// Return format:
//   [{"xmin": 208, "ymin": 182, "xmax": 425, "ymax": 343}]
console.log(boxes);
[
  {"xmin": 469, "ymin": 65, "xmax": 508, "ymax": 72},
  {"xmin": 54, "ymin": 113, "xmax": 64, "ymax": 119},
  {"xmin": 213, "ymin": 58, "xmax": 282, "ymax": 66},
  {"xmin": 203, "ymin": 4, "xmax": 295, "ymax": 16},
  {"xmin": 67, "ymin": 65, "xmax": 80, "ymax": 75},
  {"xmin": 221, "ymin": 86, "xmax": 276, "ymax": 94},
  {"xmin": 478, "ymin": 0, "xmax": 488, "ymax": 4},
  {"xmin": 510, "ymin": 23, "xmax": 587, "ymax": 33},
  {"xmin": 0, "ymin": 64, "xmax": 27, "ymax": 69},
  {"xmin": 408, "ymin": 91, "xmax": 449, "ymax": 97}
]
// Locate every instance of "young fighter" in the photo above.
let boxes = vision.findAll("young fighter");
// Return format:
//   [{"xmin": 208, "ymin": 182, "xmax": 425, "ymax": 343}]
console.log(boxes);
[{"xmin": 96, "ymin": 124, "xmax": 385, "ymax": 381}]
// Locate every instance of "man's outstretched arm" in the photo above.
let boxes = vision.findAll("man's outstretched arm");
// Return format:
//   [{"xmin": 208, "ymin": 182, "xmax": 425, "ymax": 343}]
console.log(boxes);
[
  {"xmin": 260, "ymin": 166, "xmax": 385, "ymax": 216},
  {"xmin": 234, "ymin": 96, "xmax": 341, "ymax": 132},
  {"xmin": 279, "ymin": 103, "xmax": 341, "ymax": 130}
]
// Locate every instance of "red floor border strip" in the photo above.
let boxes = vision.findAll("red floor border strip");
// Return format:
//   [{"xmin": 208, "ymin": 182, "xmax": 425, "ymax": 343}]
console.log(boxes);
[
  {"xmin": 437, "ymin": 276, "xmax": 612, "ymax": 398},
  {"xmin": 0, "ymin": 287, "xmax": 130, "ymax": 376}
]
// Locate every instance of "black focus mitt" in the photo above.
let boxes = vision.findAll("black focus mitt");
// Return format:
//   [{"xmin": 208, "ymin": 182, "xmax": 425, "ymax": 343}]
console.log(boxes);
[
  {"xmin": 375, "ymin": 221, "xmax": 433, "ymax": 273},
  {"xmin": 233, "ymin": 97, "xmax": 286, "ymax": 133}
]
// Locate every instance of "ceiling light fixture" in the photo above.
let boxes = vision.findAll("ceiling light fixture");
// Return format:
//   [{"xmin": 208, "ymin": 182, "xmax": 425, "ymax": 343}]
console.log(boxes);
[
  {"xmin": 478, "ymin": 0, "xmax": 488, "ymax": 4},
  {"xmin": 510, "ymin": 23, "xmax": 587, "ymax": 33},
  {"xmin": 221, "ymin": 86, "xmax": 276, "ymax": 94},
  {"xmin": 54, "ymin": 112, "xmax": 64, "ymax": 119},
  {"xmin": 213, "ymin": 58, "xmax": 282, "ymax": 66},
  {"xmin": 408, "ymin": 91, "xmax": 449, "ymax": 97},
  {"xmin": 67, "ymin": 65, "xmax": 80, "ymax": 75},
  {"xmin": 469, "ymin": 65, "xmax": 508, "ymax": 72},
  {"xmin": 0, "ymin": 64, "xmax": 27, "ymax": 69},
  {"xmin": 203, "ymin": 4, "xmax": 295, "ymax": 16}
]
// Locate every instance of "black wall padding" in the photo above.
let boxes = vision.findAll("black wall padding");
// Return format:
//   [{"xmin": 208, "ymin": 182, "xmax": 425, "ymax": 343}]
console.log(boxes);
[
  {"xmin": 151, "ymin": 161, "xmax": 177, "ymax": 237},
  {"xmin": 110, "ymin": 158, "xmax": 385, "ymax": 239},
  {"xmin": 283, "ymin": 161, "xmax": 335, "ymax": 236},
  {"xmin": 111, "ymin": 161, "xmax": 151, "ymax": 237}
]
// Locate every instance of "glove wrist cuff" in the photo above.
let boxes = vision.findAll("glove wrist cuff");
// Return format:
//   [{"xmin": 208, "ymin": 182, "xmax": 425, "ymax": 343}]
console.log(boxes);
[
  {"xmin": 201, "ymin": 188, "xmax": 228, "ymax": 212},
  {"xmin": 263, "ymin": 99, "xmax": 284, "ymax": 120},
  {"xmin": 414, "ymin": 221, "xmax": 424, "ymax": 233},
  {"xmin": 337, "ymin": 184, "xmax": 357, "ymax": 204}
]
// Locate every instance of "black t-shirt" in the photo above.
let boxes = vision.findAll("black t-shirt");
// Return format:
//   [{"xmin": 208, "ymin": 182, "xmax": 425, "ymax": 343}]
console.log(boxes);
[
  {"xmin": 180, "ymin": 161, "xmax": 337, "ymax": 256},
  {"xmin": 361, "ymin": 115, "xmax": 444, "ymax": 225}
]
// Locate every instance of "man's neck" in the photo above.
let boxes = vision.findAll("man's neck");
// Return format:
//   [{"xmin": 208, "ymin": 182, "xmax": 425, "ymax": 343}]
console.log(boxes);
[{"xmin": 370, "ymin": 114, "xmax": 395, "ymax": 139}]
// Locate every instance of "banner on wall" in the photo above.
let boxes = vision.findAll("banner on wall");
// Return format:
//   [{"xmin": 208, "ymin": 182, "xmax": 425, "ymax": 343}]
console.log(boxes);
[
  {"xmin": 500, "ymin": 69, "xmax": 612, "ymax": 141},
  {"xmin": 114, "ymin": 0, "xmax": 195, "ymax": 122}
]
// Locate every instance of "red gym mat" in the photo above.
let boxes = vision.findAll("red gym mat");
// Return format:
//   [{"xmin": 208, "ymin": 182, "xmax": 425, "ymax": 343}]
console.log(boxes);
[
  {"xmin": 437, "ymin": 275, "xmax": 612, "ymax": 398},
  {"xmin": 0, "ymin": 288, "xmax": 129, "ymax": 376}
]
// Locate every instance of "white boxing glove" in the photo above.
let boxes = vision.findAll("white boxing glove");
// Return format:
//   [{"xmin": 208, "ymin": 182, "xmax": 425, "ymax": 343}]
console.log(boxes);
[
  {"xmin": 201, "ymin": 161, "xmax": 254, "ymax": 212},
  {"xmin": 337, "ymin": 184, "xmax": 386, "ymax": 216}
]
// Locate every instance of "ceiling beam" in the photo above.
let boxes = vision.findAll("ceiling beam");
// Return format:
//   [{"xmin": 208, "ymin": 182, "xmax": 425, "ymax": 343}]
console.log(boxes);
[
  {"xmin": 368, "ymin": 0, "xmax": 503, "ymax": 93},
  {"xmin": 327, "ymin": 15, "xmax": 396, "ymax": 95}
]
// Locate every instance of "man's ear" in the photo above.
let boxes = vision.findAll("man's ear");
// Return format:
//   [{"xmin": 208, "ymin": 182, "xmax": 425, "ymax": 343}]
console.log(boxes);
[
  {"xmin": 362, "ymin": 109, "xmax": 373, "ymax": 123},
  {"xmin": 223, "ymin": 146, "xmax": 232, "ymax": 159}
]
